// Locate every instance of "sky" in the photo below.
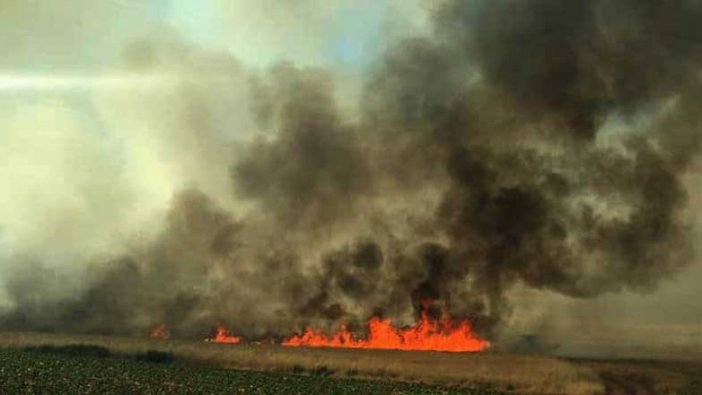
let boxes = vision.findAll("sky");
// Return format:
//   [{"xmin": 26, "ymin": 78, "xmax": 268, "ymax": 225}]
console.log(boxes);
[
  {"xmin": 0, "ymin": 0, "xmax": 429, "ymax": 72},
  {"xmin": 0, "ymin": 0, "xmax": 430, "ymax": 311}
]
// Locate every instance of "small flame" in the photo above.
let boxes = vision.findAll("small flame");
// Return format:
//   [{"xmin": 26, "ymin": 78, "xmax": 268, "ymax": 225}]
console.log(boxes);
[
  {"xmin": 206, "ymin": 325, "xmax": 242, "ymax": 344},
  {"xmin": 149, "ymin": 324, "xmax": 170, "ymax": 339},
  {"xmin": 281, "ymin": 310, "xmax": 489, "ymax": 352}
]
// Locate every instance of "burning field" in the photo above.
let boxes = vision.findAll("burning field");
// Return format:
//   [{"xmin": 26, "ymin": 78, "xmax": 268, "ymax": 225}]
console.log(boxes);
[
  {"xmin": 1, "ymin": 0, "xmax": 702, "ymax": 393},
  {"xmin": 198, "ymin": 301, "xmax": 489, "ymax": 353}
]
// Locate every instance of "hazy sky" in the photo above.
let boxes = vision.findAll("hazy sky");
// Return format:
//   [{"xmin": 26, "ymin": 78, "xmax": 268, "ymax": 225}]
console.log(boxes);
[
  {"xmin": 0, "ymin": 0, "xmax": 430, "ymax": 311},
  {"xmin": 0, "ymin": 0, "xmax": 429, "ymax": 71}
]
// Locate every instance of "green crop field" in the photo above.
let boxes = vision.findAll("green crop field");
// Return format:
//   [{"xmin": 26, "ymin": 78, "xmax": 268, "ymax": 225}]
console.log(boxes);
[{"xmin": 0, "ymin": 348, "xmax": 501, "ymax": 395}]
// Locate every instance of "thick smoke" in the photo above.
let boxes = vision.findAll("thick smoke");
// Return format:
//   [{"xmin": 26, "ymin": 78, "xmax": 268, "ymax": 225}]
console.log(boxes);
[{"xmin": 1, "ymin": 0, "xmax": 701, "ymax": 341}]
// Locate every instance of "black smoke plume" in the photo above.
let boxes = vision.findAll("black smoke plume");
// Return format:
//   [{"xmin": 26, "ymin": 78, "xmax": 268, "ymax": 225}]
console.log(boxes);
[{"xmin": 2, "ymin": 0, "xmax": 701, "ymax": 341}]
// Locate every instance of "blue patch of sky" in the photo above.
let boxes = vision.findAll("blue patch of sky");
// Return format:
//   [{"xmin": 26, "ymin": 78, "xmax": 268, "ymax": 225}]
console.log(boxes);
[
  {"xmin": 164, "ymin": 1, "xmax": 393, "ymax": 71},
  {"xmin": 327, "ymin": 5, "xmax": 384, "ymax": 69},
  {"xmin": 164, "ymin": 1, "xmax": 223, "ymax": 50}
]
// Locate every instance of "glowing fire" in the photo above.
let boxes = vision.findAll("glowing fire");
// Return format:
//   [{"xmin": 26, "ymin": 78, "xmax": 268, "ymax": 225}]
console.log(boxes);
[
  {"xmin": 149, "ymin": 324, "xmax": 170, "ymax": 339},
  {"xmin": 206, "ymin": 325, "xmax": 242, "ymax": 344},
  {"xmin": 281, "ymin": 310, "xmax": 489, "ymax": 352},
  {"xmin": 183, "ymin": 303, "xmax": 489, "ymax": 352}
]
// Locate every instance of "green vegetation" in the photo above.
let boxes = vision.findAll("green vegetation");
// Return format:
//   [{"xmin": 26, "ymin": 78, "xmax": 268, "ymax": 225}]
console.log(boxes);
[
  {"xmin": 24, "ymin": 344, "xmax": 111, "ymax": 358},
  {"xmin": 134, "ymin": 350, "xmax": 175, "ymax": 364},
  {"xmin": 0, "ymin": 333, "xmax": 603, "ymax": 394},
  {"xmin": 0, "ymin": 348, "xmax": 501, "ymax": 395},
  {"xmin": 2, "ymin": 333, "xmax": 701, "ymax": 394}
]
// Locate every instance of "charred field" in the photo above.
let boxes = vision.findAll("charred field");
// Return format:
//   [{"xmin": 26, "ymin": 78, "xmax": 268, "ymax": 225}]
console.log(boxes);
[{"xmin": 1, "ymin": 332, "xmax": 701, "ymax": 395}]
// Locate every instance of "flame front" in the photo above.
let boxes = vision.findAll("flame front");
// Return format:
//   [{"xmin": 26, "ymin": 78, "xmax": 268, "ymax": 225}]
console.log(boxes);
[
  {"xmin": 207, "ymin": 325, "xmax": 242, "ymax": 344},
  {"xmin": 159, "ymin": 305, "xmax": 490, "ymax": 352},
  {"xmin": 281, "ymin": 310, "xmax": 489, "ymax": 352}
]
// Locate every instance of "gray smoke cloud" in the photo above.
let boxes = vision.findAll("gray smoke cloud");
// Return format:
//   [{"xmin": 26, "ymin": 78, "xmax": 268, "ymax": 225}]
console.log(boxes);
[{"xmin": 1, "ymin": 0, "xmax": 701, "ymax": 342}]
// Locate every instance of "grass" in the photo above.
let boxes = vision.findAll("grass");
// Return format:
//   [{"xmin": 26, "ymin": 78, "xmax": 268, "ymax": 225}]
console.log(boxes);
[
  {"xmin": 0, "ymin": 332, "xmax": 603, "ymax": 394},
  {"xmin": 24, "ymin": 344, "xmax": 111, "ymax": 358},
  {"xmin": 134, "ymin": 350, "xmax": 175, "ymax": 364},
  {"xmin": 572, "ymin": 358, "xmax": 702, "ymax": 395},
  {"xmin": 0, "ymin": 348, "xmax": 501, "ymax": 395}
]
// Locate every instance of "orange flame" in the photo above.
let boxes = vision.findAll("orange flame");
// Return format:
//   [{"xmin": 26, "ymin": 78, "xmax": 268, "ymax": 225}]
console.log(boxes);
[
  {"xmin": 149, "ymin": 324, "xmax": 170, "ymax": 339},
  {"xmin": 205, "ymin": 303, "xmax": 489, "ymax": 352},
  {"xmin": 206, "ymin": 325, "xmax": 242, "ymax": 344},
  {"xmin": 282, "ymin": 310, "xmax": 489, "ymax": 352}
]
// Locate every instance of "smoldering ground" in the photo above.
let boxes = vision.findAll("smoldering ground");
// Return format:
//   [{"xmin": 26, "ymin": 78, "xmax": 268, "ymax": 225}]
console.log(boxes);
[{"xmin": 1, "ymin": 0, "xmax": 701, "ymax": 345}]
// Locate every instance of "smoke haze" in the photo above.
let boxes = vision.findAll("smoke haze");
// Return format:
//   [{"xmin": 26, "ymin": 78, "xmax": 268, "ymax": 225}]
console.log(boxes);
[{"xmin": 0, "ymin": 0, "xmax": 701, "ymax": 350}]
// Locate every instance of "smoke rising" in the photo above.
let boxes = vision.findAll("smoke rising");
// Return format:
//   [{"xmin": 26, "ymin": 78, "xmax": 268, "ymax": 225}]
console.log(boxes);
[{"xmin": 1, "ymin": 0, "xmax": 701, "ymax": 342}]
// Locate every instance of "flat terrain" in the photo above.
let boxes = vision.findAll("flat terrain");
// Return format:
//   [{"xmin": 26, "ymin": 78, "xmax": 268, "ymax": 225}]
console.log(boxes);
[
  {"xmin": 575, "ymin": 359, "xmax": 702, "ymax": 395},
  {"xmin": 0, "ymin": 332, "xmax": 699, "ymax": 394},
  {"xmin": 0, "ymin": 348, "xmax": 498, "ymax": 395}
]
